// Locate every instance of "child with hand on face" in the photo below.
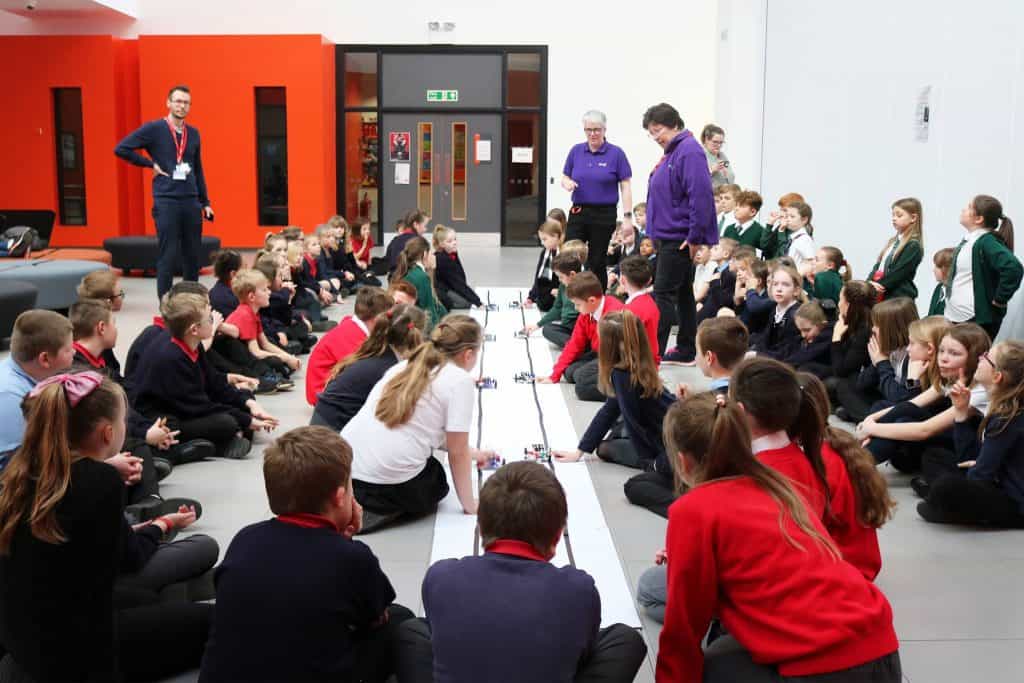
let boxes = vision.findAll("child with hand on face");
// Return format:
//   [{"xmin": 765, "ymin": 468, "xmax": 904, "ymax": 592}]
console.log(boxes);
[
  {"xmin": 732, "ymin": 256, "xmax": 772, "ymax": 337},
  {"xmin": 606, "ymin": 221, "xmax": 641, "ymax": 295},
  {"xmin": 760, "ymin": 192, "xmax": 805, "ymax": 260}
]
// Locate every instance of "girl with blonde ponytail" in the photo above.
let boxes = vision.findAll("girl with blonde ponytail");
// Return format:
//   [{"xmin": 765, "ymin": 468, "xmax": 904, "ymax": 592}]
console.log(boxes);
[
  {"xmin": 656, "ymin": 392, "xmax": 901, "ymax": 683},
  {"xmin": 341, "ymin": 314, "xmax": 497, "ymax": 531},
  {"xmin": 0, "ymin": 372, "xmax": 213, "ymax": 681}
]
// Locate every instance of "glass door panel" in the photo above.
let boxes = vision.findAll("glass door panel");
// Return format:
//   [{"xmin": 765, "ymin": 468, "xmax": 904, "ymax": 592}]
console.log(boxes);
[
  {"xmin": 417, "ymin": 122, "xmax": 433, "ymax": 216},
  {"xmin": 451, "ymin": 122, "xmax": 468, "ymax": 222}
]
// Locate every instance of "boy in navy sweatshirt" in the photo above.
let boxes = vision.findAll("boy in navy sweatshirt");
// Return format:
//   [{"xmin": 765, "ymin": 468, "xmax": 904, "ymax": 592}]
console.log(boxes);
[
  {"xmin": 200, "ymin": 426, "xmax": 412, "ymax": 683},
  {"xmin": 395, "ymin": 462, "xmax": 646, "ymax": 683},
  {"xmin": 132, "ymin": 292, "xmax": 278, "ymax": 460}
]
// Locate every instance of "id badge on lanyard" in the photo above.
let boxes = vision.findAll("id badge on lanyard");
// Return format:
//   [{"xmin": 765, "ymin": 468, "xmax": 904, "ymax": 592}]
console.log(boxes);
[{"xmin": 167, "ymin": 118, "xmax": 190, "ymax": 181}]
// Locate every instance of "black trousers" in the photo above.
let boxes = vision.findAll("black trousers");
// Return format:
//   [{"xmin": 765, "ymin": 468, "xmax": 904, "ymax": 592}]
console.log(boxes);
[
  {"xmin": 205, "ymin": 346, "xmax": 253, "ymax": 377},
  {"xmin": 564, "ymin": 354, "xmax": 603, "ymax": 403},
  {"xmin": 116, "ymin": 533, "xmax": 219, "ymax": 606},
  {"xmin": 566, "ymin": 204, "xmax": 617, "ymax": 291},
  {"xmin": 394, "ymin": 617, "xmax": 646, "ymax": 683},
  {"xmin": 350, "ymin": 604, "xmax": 416, "ymax": 683},
  {"xmin": 165, "ymin": 413, "xmax": 244, "ymax": 456},
  {"xmin": 439, "ymin": 288, "xmax": 474, "ymax": 311},
  {"xmin": 542, "ymin": 321, "xmax": 573, "ymax": 348},
  {"xmin": 653, "ymin": 239, "xmax": 696, "ymax": 359},
  {"xmin": 866, "ymin": 401, "xmax": 953, "ymax": 473},
  {"xmin": 353, "ymin": 456, "xmax": 449, "ymax": 519},
  {"xmin": 124, "ymin": 440, "xmax": 160, "ymax": 506},
  {"xmin": 918, "ymin": 451, "xmax": 1024, "ymax": 527},
  {"xmin": 152, "ymin": 198, "xmax": 203, "ymax": 301},
  {"xmin": 624, "ymin": 470, "xmax": 677, "ymax": 519},
  {"xmin": 703, "ymin": 636, "xmax": 901, "ymax": 683},
  {"xmin": 212, "ymin": 336, "xmax": 272, "ymax": 378},
  {"xmin": 835, "ymin": 377, "xmax": 883, "ymax": 423}
]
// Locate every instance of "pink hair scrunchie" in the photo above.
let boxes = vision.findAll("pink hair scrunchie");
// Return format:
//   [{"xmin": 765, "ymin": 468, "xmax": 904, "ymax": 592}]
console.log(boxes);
[{"xmin": 29, "ymin": 371, "xmax": 104, "ymax": 407}]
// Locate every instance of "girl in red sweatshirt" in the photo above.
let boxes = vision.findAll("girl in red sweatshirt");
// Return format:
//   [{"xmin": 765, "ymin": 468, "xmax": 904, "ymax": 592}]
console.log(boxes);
[{"xmin": 656, "ymin": 393, "xmax": 901, "ymax": 683}]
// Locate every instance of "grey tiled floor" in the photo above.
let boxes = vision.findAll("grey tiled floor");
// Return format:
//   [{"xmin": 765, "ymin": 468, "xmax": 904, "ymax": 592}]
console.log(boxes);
[{"xmin": 8, "ymin": 245, "xmax": 1022, "ymax": 682}]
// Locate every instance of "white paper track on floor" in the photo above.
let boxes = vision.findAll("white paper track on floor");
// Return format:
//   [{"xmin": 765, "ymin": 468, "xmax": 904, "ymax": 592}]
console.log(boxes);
[{"xmin": 428, "ymin": 287, "xmax": 641, "ymax": 628}]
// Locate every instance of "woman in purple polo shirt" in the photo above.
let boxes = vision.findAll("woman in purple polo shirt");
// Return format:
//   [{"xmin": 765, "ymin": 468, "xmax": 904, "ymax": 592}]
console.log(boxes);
[
  {"xmin": 643, "ymin": 103, "xmax": 718, "ymax": 364},
  {"xmin": 560, "ymin": 110, "xmax": 633, "ymax": 291}
]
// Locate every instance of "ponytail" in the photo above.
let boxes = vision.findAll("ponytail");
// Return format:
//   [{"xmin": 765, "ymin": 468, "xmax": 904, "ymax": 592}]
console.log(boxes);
[
  {"xmin": 375, "ymin": 314, "xmax": 481, "ymax": 428},
  {"xmin": 327, "ymin": 304, "xmax": 427, "ymax": 383},
  {"xmin": 393, "ymin": 236, "xmax": 431, "ymax": 284},
  {"xmin": 663, "ymin": 393, "xmax": 839, "ymax": 557},
  {"xmin": 732, "ymin": 359, "xmax": 832, "ymax": 512},
  {"xmin": 0, "ymin": 374, "xmax": 124, "ymax": 555},
  {"xmin": 973, "ymin": 195, "xmax": 1015, "ymax": 252},
  {"xmin": 824, "ymin": 426, "xmax": 896, "ymax": 528}
]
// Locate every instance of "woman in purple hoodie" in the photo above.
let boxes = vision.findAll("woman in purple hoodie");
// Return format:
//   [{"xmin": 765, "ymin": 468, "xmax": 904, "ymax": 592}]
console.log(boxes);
[{"xmin": 642, "ymin": 103, "xmax": 718, "ymax": 364}]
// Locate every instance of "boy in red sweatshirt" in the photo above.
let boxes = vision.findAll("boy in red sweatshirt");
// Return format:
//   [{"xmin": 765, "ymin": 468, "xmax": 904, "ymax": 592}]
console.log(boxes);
[
  {"xmin": 618, "ymin": 254, "xmax": 661, "ymax": 363},
  {"xmin": 537, "ymin": 272, "xmax": 623, "ymax": 402},
  {"xmin": 305, "ymin": 287, "xmax": 392, "ymax": 405}
]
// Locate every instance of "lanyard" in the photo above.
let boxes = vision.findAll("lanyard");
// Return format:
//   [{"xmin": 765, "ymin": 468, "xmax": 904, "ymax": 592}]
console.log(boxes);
[{"xmin": 166, "ymin": 117, "xmax": 187, "ymax": 164}]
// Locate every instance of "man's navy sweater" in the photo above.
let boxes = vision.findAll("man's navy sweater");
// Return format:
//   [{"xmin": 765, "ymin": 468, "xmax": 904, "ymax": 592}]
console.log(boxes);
[{"xmin": 115, "ymin": 118, "xmax": 210, "ymax": 205}]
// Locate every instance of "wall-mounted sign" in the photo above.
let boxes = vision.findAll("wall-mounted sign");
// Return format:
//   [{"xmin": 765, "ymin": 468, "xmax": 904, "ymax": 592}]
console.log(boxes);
[
  {"xmin": 389, "ymin": 131, "xmax": 410, "ymax": 161},
  {"xmin": 427, "ymin": 89, "xmax": 459, "ymax": 103}
]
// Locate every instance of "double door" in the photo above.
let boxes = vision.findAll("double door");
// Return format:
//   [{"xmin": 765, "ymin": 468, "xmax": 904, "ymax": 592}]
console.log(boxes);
[{"xmin": 381, "ymin": 113, "xmax": 502, "ymax": 234}]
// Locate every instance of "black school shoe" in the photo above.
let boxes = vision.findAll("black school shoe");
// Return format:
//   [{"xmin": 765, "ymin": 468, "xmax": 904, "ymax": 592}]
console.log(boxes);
[
  {"xmin": 910, "ymin": 476, "xmax": 931, "ymax": 499},
  {"xmin": 917, "ymin": 500, "xmax": 958, "ymax": 524},
  {"xmin": 255, "ymin": 372, "xmax": 280, "ymax": 395},
  {"xmin": 311, "ymin": 319, "xmax": 337, "ymax": 332},
  {"xmin": 153, "ymin": 457, "xmax": 173, "ymax": 482},
  {"xmin": 221, "ymin": 436, "xmax": 252, "ymax": 460}
]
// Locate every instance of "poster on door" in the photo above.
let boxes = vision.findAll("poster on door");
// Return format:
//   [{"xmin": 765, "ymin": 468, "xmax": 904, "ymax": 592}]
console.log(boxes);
[{"xmin": 389, "ymin": 132, "xmax": 411, "ymax": 161}]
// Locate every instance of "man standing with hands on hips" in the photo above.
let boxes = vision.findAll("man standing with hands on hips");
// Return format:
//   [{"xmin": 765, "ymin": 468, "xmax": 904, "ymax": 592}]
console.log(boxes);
[
  {"xmin": 115, "ymin": 85, "xmax": 214, "ymax": 299},
  {"xmin": 643, "ymin": 103, "xmax": 717, "ymax": 365}
]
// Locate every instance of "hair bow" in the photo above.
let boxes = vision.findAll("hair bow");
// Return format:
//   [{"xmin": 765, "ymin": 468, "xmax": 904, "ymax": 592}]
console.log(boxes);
[{"xmin": 29, "ymin": 371, "xmax": 104, "ymax": 407}]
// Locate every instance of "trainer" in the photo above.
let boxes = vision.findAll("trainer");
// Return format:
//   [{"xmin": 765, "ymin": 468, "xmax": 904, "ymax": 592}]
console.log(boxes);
[
  {"xmin": 643, "ymin": 103, "xmax": 717, "ymax": 364},
  {"xmin": 560, "ymin": 110, "xmax": 633, "ymax": 290},
  {"xmin": 115, "ymin": 85, "xmax": 213, "ymax": 299}
]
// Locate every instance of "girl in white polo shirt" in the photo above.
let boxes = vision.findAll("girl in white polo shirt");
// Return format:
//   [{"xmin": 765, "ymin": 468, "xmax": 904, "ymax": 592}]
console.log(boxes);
[{"xmin": 342, "ymin": 314, "xmax": 495, "ymax": 532}]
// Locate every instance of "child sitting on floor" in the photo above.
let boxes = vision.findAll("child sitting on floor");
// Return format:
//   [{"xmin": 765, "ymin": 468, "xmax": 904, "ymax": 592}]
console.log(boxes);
[
  {"xmin": 433, "ymin": 225, "xmax": 483, "ymax": 310},
  {"xmin": 252, "ymin": 257, "xmax": 316, "ymax": 356},
  {"xmin": 388, "ymin": 280, "xmax": 418, "ymax": 306},
  {"xmin": 783, "ymin": 301, "xmax": 833, "ymax": 370},
  {"xmin": 386, "ymin": 210, "xmax": 429, "ymax": 276},
  {"xmin": 198, "ymin": 426, "xmax": 413, "ymax": 683},
  {"xmin": 226, "ymin": 269, "xmax": 302, "ymax": 384},
  {"xmin": 695, "ymin": 238, "xmax": 740, "ymax": 323},
  {"xmin": 619, "ymin": 255, "xmax": 661, "ymax": 362},
  {"xmin": 733, "ymin": 256, "xmax": 772, "ymax": 337},
  {"xmin": 394, "ymin": 236, "xmax": 447, "ymax": 329},
  {"xmin": 351, "ymin": 216, "xmax": 388, "ymax": 276},
  {"xmin": 537, "ymin": 271, "xmax": 625, "ymax": 402},
  {"xmin": 132, "ymin": 293, "xmax": 279, "ymax": 460},
  {"xmin": 210, "ymin": 250, "xmax": 243, "ymax": 319},
  {"xmin": 305, "ymin": 287, "xmax": 393, "ymax": 406},
  {"xmin": 76, "ymin": 269, "xmax": 127, "ymax": 314},
  {"xmin": 396, "ymin": 461, "xmax": 647, "ymax": 683},
  {"xmin": 311, "ymin": 304, "xmax": 427, "ymax": 432},
  {"xmin": 752, "ymin": 265, "xmax": 804, "ymax": 359},
  {"xmin": 523, "ymin": 250, "xmax": 583, "ymax": 349},
  {"xmin": 525, "ymin": 218, "xmax": 563, "ymax": 311},
  {"xmin": 807, "ymin": 246, "xmax": 849, "ymax": 308}
]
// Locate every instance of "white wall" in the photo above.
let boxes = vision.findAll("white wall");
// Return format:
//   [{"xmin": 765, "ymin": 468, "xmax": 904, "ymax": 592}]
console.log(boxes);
[
  {"xmin": 748, "ymin": 0, "xmax": 1024, "ymax": 308},
  {"xmin": 0, "ymin": 0, "xmax": 720, "ymax": 219}
]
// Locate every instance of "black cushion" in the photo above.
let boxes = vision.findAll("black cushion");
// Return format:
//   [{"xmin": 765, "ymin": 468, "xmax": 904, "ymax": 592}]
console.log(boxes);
[
  {"xmin": 103, "ymin": 235, "xmax": 222, "ymax": 273},
  {"xmin": 0, "ymin": 279, "xmax": 39, "ymax": 340}
]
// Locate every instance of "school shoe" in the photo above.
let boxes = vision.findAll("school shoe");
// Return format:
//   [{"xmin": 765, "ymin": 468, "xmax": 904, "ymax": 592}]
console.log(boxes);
[
  {"xmin": 300, "ymin": 335, "xmax": 318, "ymax": 354},
  {"xmin": 221, "ymin": 435, "xmax": 252, "ymax": 460},
  {"xmin": 833, "ymin": 407, "xmax": 854, "ymax": 423},
  {"xmin": 284, "ymin": 340, "xmax": 303, "ymax": 355},
  {"xmin": 910, "ymin": 476, "xmax": 931, "ymax": 499},
  {"xmin": 274, "ymin": 376, "xmax": 295, "ymax": 391},
  {"xmin": 311, "ymin": 320, "xmax": 338, "ymax": 332},
  {"xmin": 916, "ymin": 500, "xmax": 958, "ymax": 524},
  {"xmin": 358, "ymin": 509, "xmax": 404, "ymax": 534},
  {"xmin": 153, "ymin": 457, "xmax": 173, "ymax": 482},
  {"xmin": 172, "ymin": 438, "xmax": 217, "ymax": 465},
  {"xmin": 255, "ymin": 373, "xmax": 280, "ymax": 395},
  {"xmin": 661, "ymin": 347, "xmax": 696, "ymax": 366}
]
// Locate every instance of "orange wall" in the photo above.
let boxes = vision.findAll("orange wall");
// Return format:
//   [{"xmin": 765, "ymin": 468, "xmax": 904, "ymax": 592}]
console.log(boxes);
[
  {"xmin": 136, "ymin": 35, "xmax": 336, "ymax": 247},
  {"xmin": 0, "ymin": 36, "xmax": 139, "ymax": 246}
]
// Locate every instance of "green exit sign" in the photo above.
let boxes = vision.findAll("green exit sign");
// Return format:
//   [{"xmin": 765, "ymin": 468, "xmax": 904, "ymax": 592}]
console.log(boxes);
[{"xmin": 427, "ymin": 89, "xmax": 459, "ymax": 102}]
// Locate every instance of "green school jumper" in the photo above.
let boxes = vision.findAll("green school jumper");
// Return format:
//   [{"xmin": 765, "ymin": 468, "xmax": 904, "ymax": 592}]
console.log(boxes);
[
  {"xmin": 405, "ymin": 264, "xmax": 448, "ymax": 329},
  {"xmin": 722, "ymin": 221, "xmax": 764, "ymax": 250},
  {"xmin": 811, "ymin": 270, "xmax": 843, "ymax": 305},
  {"xmin": 946, "ymin": 231, "xmax": 1024, "ymax": 326},
  {"xmin": 536, "ymin": 282, "xmax": 580, "ymax": 330},
  {"xmin": 867, "ymin": 239, "xmax": 923, "ymax": 301}
]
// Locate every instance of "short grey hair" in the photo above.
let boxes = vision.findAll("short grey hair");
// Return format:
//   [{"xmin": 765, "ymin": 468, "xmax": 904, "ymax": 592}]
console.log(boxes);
[{"xmin": 582, "ymin": 110, "xmax": 607, "ymax": 128}]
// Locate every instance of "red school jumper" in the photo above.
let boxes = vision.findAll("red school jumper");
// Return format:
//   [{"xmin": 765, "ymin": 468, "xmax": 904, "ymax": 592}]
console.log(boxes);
[
  {"xmin": 625, "ymin": 291, "xmax": 661, "ymax": 363},
  {"xmin": 549, "ymin": 295, "xmax": 625, "ymax": 382},
  {"xmin": 304, "ymin": 316, "xmax": 368, "ymax": 405},
  {"xmin": 656, "ymin": 477, "xmax": 898, "ymax": 683}
]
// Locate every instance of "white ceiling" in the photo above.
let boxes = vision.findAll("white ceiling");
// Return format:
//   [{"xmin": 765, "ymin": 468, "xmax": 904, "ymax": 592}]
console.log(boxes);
[{"xmin": 0, "ymin": 0, "xmax": 137, "ymax": 19}]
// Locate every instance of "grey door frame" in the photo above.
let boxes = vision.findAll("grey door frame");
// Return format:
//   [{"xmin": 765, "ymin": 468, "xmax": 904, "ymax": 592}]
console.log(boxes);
[{"xmin": 336, "ymin": 44, "xmax": 548, "ymax": 246}]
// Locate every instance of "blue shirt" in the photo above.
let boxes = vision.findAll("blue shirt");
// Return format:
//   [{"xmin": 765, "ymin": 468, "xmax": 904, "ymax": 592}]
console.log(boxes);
[
  {"xmin": 645, "ymin": 130, "xmax": 717, "ymax": 244},
  {"xmin": 0, "ymin": 357, "xmax": 36, "ymax": 467},
  {"xmin": 562, "ymin": 141, "xmax": 631, "ymax": 206},
  {"xmin": 115, "ymin": 118, "xmax": 210, "ymax": 205}
]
